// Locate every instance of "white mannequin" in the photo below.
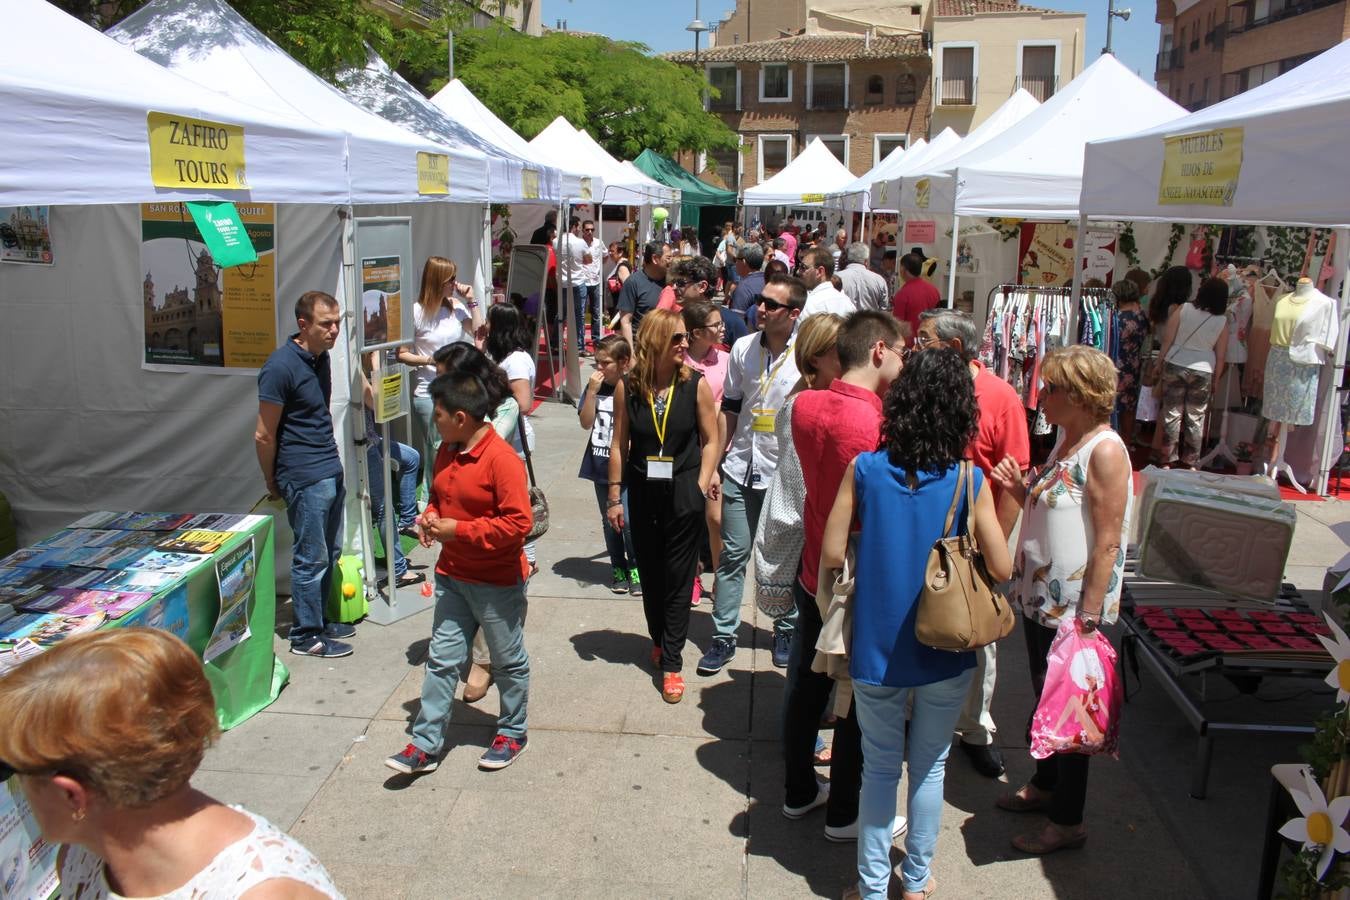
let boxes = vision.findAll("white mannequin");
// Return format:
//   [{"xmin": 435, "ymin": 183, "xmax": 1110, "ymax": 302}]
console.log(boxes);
[{"xmin": 1261, "ymin": 278, "xmax": 1337, "ymax": 492}]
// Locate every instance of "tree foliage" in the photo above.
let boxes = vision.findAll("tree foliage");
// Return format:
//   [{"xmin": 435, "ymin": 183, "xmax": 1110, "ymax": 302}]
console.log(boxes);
[{"xmin": 450, "ymin": 29, "xmax": 738, "ymax": 159}]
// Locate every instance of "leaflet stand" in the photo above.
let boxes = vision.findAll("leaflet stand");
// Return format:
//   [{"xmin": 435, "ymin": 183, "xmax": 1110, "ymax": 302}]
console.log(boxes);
[{"xmin": 1198, "ymin": 367, "xmax": 1239, "ymax": 470}]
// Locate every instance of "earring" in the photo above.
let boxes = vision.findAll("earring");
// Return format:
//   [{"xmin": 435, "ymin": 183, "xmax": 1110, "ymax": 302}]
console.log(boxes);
[{"xmin": 71, "ymin": 808, "xmax": 86, "ymax": 822}]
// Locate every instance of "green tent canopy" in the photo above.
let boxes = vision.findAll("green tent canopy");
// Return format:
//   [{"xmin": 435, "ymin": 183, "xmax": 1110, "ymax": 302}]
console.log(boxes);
[{"xmin": 633, "ymin": 149, "xmax": 736, "ymax": 233}]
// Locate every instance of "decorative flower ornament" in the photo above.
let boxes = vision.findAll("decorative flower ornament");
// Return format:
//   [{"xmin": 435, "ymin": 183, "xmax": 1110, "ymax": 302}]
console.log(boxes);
[
  {"xmin": 1315, "ymin": 612, "xmax": 1350, "ymax": 704},
  {"xmin": 1279, "ymin": 768, "xmax": 1350, "ymax": 880}
]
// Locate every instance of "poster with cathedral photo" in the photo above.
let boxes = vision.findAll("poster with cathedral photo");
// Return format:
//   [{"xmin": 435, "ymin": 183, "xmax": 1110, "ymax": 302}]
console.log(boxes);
[{"xmin": 140, "ymin": 203, "xmax": 277, "ymax": 370}]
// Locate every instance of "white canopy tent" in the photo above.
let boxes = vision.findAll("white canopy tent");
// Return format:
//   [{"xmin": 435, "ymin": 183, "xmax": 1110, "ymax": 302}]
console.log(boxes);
[
  {"xmin": 109, "ymin": 0, "xmax": 492, "ymax": 204},
  {"xmin": 0, "ymin": 0, "xmax": 348, "ymax": 205},
  {"xmin": 1081, "ymin": 40, "xmax": 1350, "ymax": 494},
  {"xmin": 429, "ymin": 80, "xmax": 595, "ymax": 202},
  {"xmin": 529, "ymin": 118, "xmax": 674, "ymax": 207},
  {"xmin": 339, "ymin": 56, "xmax": 564, "ymax": 205},
  {"xmin": 868, "ymin": 129, "xmax": 964, "ymax": 211},
  {"xmin": 742, "ymin": 137, "xmax": 855, "ymax": 208},
  {"xmin": 828, "ymin": 143, "xmax": 916, "ymax": 219},
  {"xmin": 888, "ymin": 89, "xmax": 1043, "ymax": 213}
]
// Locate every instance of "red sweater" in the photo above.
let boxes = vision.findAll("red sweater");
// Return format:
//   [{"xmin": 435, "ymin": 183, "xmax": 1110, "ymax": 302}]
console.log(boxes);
[{"xmin": 427, "ymin": 428, "xmax": 532, "ymax": 586}]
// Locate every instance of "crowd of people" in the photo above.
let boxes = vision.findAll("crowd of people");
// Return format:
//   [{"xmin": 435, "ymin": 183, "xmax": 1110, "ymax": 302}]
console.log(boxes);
[{"xmin": 1, "ymin": 216, "xmax": 1160, "ymax": 899}]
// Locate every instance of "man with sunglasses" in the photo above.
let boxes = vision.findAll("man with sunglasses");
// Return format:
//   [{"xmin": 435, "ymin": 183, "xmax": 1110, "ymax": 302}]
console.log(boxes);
[
  {"xmin": 565, "ymin": 219, "xmax": 607, "ymax": 355},
  {"xmin": 915, "ymin": 309, "xmax": 1030, "ymax": 780},
  {"xmin": 698, "ymin": 275, "xmax": 804, "ymax": 676},
  {"xmin": 673, "ymin": 256, "xmax": 749, "ymax": 346}
]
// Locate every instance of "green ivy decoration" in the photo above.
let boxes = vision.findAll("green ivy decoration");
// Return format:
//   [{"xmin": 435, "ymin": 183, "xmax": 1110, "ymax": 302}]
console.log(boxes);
[
  {"xmin": 1267, "ymin": 227, "xmax": 1332, "ymax": 282},
  {"xmin": 1150, "ymin": 224, "xmax": 1187, "ymax": 280},
  {"xmin": 1118, "ymin": 223, "xmax": 1140, "ymax": 268},
  {"xmin": 986, "ymin": 217, "xmax": 1023, "ymax": 242}
]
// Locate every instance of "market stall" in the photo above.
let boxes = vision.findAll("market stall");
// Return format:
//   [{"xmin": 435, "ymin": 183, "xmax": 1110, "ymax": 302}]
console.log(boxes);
[
  {"xmin": 1081, "ymin": 39, "xmax": 1350, "ymax": 495},
  {"xmin": 632, "ymin": 150, "xmax": 737, "ymax": 251},
  {"xmin": 741, "ymin": 137, "xmax": 855, "ymax": 225}
]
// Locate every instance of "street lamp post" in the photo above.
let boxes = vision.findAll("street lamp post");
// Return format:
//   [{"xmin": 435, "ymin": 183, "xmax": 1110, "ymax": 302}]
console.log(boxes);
[
  {"xmin": 687, "ymin": 0, "xmax": 710, "ymax": 66},
  {"xmin": 1103, "ymin": 0, "xmax": 1132, "ymax": 56}
]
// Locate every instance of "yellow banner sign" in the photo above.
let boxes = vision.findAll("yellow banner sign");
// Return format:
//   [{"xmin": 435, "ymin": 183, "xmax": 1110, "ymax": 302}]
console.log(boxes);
[
  {"xmin": 800, "ymin": 193, "xmax": 825, "ymax": 204},
  {"xmin": 915, "ymin": 178, "xmax": 931, "ymax": 210},
  {"xmin": 375, "ymin": 369, "xmax": 406, "ymax": 423},
  {"xmin": 147, "ymin": 112, "xmax": 247, "ymax": 190},
  {"xmin": 1158, "ymin": 127, "xmax": 1243, "ymax": 206},
  {"xmin": 417, "ymin": 152, "xmax": 449, "ymax": 195},
  {"xmin": 579, "ymin": 176, "xmax": 593, "ymax": 201},
  {"xmin": 521, "ymin": 169, "xmax": 541, "ymax": 200},
  {"xmin": 876, "ymin": 180, "xmax": 888, "ymax": 205}
]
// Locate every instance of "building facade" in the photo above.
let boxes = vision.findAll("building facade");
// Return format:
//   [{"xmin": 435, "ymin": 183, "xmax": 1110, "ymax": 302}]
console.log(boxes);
[
  {"xmin": 370, "ymin": 0, "xmax": 542, "ymax": 35},
  {"xmin": 928, "ymin": 0, "xmax": 1086, "ymax": 135},
  {"xmin": 666, "ymin": 33, "xmax": 931, "ymax": 192},
  {"xmin": 1155, "ymin": 0, "xmax": 1349, "ymax": 109}
]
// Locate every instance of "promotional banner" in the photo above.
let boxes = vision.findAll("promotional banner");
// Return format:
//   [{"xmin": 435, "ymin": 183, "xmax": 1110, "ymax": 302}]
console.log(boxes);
[
  {"xmin": 146, "ymin": 111, "xmax": 247, "ymax": 191},
  {"xmin": 205, "ymin": 537, "xmax": 255, "ymax": 664},
  {"xmin": 140, "ymin": 203, "xmax": 277, "ymax": 370},
  {"xmin": 1082, "ymin": 230, "xmax": 1119, "ymax": 286},
  {"xmin": 0, "ymin": 206, "xmax": 53, "ymax": 265},
  {"xmin": 360, "ymin": 257, "xmax": 402, "ymax": 348},
  {"xmin": 904, "ymin": 220, "xmax": 937, "ymax": 244},
  {"xmin": 184, "ymin": 201, "xmax": 258, "ymax": 268},
  {"xmin": 1158, "ymin": 127, "xmax": 1243, "ymax": 206},
  {"xmin": 1018, "ymin": 223, "xmax": 1076, "ymax": 286},
  {"xmin": 353, "ymin": 217, "xmax": 414, "ymax": 352},
  {"xmin": 416, "ymin": 152, "xmax": 449, "ymax": 195}
]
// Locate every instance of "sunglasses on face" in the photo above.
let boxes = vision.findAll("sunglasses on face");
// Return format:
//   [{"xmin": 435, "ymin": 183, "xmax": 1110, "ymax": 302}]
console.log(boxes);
[
  {"xmin": 670, "ymin": 332, "xmax": 690, "ymax": 346},
  {"xmin": 753, "ymin": 294, "xmax": 790, "ymax": 312}
]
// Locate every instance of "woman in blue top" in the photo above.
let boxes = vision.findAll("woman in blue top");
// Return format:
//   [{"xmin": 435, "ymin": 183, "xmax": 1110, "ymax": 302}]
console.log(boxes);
[{"xmin": 822, "ymin": 348, "xmax": 1012, "ymax": 900}]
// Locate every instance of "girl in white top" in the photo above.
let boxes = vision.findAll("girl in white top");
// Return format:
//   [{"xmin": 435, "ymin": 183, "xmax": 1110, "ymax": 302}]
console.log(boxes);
[
  {"xmin": 485, "ymin": 303, "xmax": 539, "ymax": 570},
  {"xmin": 0, "ymin": 629, "xmax": 342, "ymax": 900},
  {"xmin": 398, "ymin": 256, "xmax": 480, "ymax": 488},
  {"xmin": 1153, "ymin": 277, "xmax": 1229, "ymax": 467}
]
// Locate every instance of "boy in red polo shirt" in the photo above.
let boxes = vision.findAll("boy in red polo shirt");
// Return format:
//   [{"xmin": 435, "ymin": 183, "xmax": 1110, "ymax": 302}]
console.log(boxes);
[{"xmin": 385, "ymin": 371, "xmax": 533, "ymax": 775}]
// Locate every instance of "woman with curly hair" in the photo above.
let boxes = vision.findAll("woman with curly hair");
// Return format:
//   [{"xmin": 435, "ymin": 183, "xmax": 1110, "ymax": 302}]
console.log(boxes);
[{"xmin": 823, "ymin": 347, "xmax": 1011, "ymax": 900}]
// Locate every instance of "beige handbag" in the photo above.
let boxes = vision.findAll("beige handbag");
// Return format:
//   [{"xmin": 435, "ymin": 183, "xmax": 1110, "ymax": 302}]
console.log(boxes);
[{"xmin": 914, "ymin": 461, "xmax": 1015, "ymax": 652}]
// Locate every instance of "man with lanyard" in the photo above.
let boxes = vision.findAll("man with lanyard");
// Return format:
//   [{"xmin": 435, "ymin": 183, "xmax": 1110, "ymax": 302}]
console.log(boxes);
[{"xmin": 698, "ymin": 274, "xmax": 804, "ymax": 675}]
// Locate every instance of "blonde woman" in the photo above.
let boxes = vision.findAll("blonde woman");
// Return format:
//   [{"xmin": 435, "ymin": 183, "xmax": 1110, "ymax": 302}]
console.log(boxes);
[{"xmin": 398, "ymin": 256, "xmax": 481, "ymax": 487}]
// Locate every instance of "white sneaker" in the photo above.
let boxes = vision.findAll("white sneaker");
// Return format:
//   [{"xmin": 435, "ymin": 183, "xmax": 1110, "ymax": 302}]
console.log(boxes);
[
  {"xmin": 782, "ymin": 783, "xmax": 830, "ymax": 819},
  {"xmin": 824, "ymin": 816, "xmax": 908, "ymax": 843}
]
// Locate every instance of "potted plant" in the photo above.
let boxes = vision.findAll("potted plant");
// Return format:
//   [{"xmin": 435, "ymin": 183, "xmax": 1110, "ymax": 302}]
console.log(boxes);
[{"xmin": 1235, "ymin": 442, "xmax": 1255, "ymax": 476}]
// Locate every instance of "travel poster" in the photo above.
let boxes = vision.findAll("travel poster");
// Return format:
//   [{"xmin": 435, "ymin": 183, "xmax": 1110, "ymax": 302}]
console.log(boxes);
[
  {"xmin": 205, "ymin": 537, "xmax": 254, "ymax": 663},
  {"xmin": 0, "ymin": 206, "xmax": 53, "ymax": 266},
  {"xmin": 0, "ymin": 774, "xmax": 59, "ymax": 900},
  {"xmin": 140, "ymin": 202, "xmax": 276, "ymax": 370},
  {"xmin": 361, "ymin": 256, "xmax": 402, "ymax": 347}
]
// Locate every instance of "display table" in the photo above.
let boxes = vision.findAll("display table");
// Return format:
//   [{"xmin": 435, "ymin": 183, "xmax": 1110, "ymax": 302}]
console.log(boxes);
[
  {"xmin": 1118, "ymin": 572, "xmax": 1326, "ymax": 799},
  {"xmin": 0, "ymin": 513, "xmax": 288, "ymax": 730}
]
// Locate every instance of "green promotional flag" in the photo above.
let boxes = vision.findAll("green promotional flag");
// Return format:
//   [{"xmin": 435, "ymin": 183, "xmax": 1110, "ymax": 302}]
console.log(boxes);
[{"xmin": 184, "ymin": 200, "xmax": 258, "ymax": 267}]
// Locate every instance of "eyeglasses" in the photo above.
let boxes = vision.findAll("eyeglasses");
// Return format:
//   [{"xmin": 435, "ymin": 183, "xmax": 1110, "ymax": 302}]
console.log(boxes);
[
  {"xmin": 913, "ymin": 333, "xmax": 935, "ymax": 348},
  {"xmin": 670, "ymin": 332, "xmax": 690, "ymax": 346},
  {"xmin": 696, "ymin": 320, "xmax": 724, "ymax": 332},
  {"xmin": 881, "ymin": 342, "xmax": 910, "ymax": 362},
  {"xmin": 753, "ymin": 294, "xmax": 790, "ymax": 312}
]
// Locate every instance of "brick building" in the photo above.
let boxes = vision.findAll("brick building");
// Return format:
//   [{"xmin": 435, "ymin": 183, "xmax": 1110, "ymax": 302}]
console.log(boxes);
[
  {"xmin": 1155, "ymin": 0, "xmax": 1350, "ymax": 109},
  {"xmin": 665, "ymin": 33, "xmax": 931, "ymax": 192}
]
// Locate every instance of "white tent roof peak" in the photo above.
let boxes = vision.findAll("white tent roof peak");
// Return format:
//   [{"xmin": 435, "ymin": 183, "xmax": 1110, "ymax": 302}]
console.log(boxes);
[
  {"xmin": 743, "ymin": 137, "xmax": 855, "ymax": 207},
  {"xmin": 528, "ymin": 118, "xmax": 674, "ymax": 204},
  {"xmin": 1, "ymin": 0, "xmax": 349, "ymax": 204},
  {"xmin": 108, "ymin": 0, "xmax": 492, "ymax": 203}
]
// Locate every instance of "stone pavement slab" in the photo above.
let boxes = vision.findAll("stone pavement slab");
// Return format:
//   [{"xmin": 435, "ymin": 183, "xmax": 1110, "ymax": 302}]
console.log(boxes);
[{"xmin": 206, "ymin": 399, "xmax": 1348, "ymax": 899}]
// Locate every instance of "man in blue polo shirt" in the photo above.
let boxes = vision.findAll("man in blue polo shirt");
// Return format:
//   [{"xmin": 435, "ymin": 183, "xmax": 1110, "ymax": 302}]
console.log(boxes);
[{"xmin": 256, "ymin": 291, "xmax": 356, "ymax": 658}]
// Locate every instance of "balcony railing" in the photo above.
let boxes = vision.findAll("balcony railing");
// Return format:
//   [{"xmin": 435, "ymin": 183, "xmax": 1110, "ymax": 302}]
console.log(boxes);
[
  {"xmin": 708, "ymin": 91, "xmax": 738, "ymax": 112},
  {"xmin": 937, "ymin": 75, "xmax": 976, "ymax": 106},
  {"xmin": 1014, "ymin": 74, "xmax": 1059, "ymax": 102},
  {"xmin": 1228, "ymin": 0, "xmax": 1344, "ymax": 34},
  {"xmin": 1155, "ymin": 46, "xmax": 1183, "ymax": 72},
  {"xmin": 809, "ymin": 83, "xmax": 848, "ymax": 110}
]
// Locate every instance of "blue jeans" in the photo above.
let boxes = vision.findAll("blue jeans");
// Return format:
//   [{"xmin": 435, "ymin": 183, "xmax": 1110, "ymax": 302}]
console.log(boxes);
[
  {"xmin": 280, "ymin": 474, "xmax": 345, "ymax": 646},
  {"xmin": 411, "ymin": 573, "xmax": 530, "ymax": 754},
  {"xmin": 368, "ymin": 440, "xmax": 420, "ymax": 577},
  {"xmin": 572, "ymin": 283, "xmax": 602, "ymax": 350},
  {"xmin": 853, "ymin": 671, "xmax": 974, "ymax": 898},
  {"xmin": 411, "ymin": 393, "xmax": 440, "ymax": 491},
  {"xmin": 714, "ymin": 474, "xmax": 793, "ymax": 641},
  {"xmin": 591, "ymin": 481, "xmax": 634, "ymax": 571}
]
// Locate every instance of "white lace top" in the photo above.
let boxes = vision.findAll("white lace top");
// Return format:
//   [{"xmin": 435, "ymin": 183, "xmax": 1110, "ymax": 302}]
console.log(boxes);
[{"xmin": 59, "ymin": 807, "xmax": 343, "ymax": 899}]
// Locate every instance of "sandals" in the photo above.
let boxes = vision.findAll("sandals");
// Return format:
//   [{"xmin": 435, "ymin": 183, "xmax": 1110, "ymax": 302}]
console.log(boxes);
[
  {"xmin": 844, "ymin": 877, "xmax": 935, "ymax": 900},
  {"xmin": 662, "ymin": 672, "xmax": 685, "ymax": 704},
  {"xmin": 813, "ymin": 745, "xmax": 833, "ymax": 766},
  {"xmin": 1012, "ymin": 826, "xmax": 1087, "ymax": 855},
  {"xmin": 995, "ymin": 785, "xmax": 1051, "ymax": 813},
  {"xmin": 395, "ymin": 571, "xmax": 426, "ymax": 588}
]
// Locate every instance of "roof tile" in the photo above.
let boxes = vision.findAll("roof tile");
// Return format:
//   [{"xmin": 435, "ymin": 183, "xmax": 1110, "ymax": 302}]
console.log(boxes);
[
  {"xmin": 934, "ymin": 0, "xmax": 1068, "ymax": 16},
  {"xmin": 663, "ymin": 32, "xmax": 924, "ymax": 64}
]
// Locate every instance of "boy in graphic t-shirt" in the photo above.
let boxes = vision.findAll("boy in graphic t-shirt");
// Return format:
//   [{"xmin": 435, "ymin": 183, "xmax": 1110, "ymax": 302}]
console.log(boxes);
[{"xmin": 578, "ymin": 335, "xmax": 640, "ymax": 597}]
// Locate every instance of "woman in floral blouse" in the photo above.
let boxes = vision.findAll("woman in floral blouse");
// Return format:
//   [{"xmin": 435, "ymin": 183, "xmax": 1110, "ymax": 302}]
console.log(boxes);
[
  {"xmin": 990, "ymin": 346, "xmax": 1132, "ymax": 856},
  {"xmin": 1111, "ymin": 279, "xmax": 1150, "ymax": 446}
]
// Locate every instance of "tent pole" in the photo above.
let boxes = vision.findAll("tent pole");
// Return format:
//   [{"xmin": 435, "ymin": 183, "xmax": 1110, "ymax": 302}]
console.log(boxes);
[
  {"xmin": 553, "ymin": 198, "xmax": 569, "ymax": 402},
  {"xmin": 1068, "ymin": 213, "xmax": 1087, "ymax": 340},
  {"xmin": 340, "ymin": 206, "xmax": 378, "ymax": 604},
  {"xmin": 946, "ymin": 214, "xmax": 959, "ymax": 309},
  {"xmin": 1315, "ymin": 226, "xmax": 1350, "ymax": 494}
]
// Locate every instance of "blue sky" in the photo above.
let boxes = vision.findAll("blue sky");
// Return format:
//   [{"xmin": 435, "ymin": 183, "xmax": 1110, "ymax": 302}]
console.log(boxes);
[{"xmin": 542, "ymin": 0, "xmax": 1160, "ymax": 84}]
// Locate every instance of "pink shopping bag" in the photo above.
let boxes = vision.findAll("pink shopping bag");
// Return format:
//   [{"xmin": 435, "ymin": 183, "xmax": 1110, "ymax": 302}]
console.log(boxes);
[{"xmin": 1030, "ymin": 620, "xmax": 1123, "ymax": 760}]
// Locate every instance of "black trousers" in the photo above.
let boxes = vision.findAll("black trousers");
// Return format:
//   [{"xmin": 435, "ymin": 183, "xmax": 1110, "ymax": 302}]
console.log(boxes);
[
  {"xmin": 1025, "ymin": 618, "xmax": 1091, "ymax": 827},
  {"xmin": 629, "ymin": 480, "xmax": 704, "ymax": 673},
  {"xmin": 782, "ymin": 581, "xmax": 863, "ymax": 827}
]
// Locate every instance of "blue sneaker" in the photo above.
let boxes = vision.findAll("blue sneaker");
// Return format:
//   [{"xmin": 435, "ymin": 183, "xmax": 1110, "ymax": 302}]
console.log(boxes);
[
  {"xmin": 479, "ymin": 733, "xmax": 528, "ymax": 770},
  {"xmin": 384, "ymin": 743, "xmax": 438, "ymax": 775},
  {"xmin": 290, "ymin": 637, "xmax": 353, "ymax": 659},
  {"xmin": 771, "ymin": 632, "xmax": 791, "ymax": 668},
  {"xmin": 696, "ymin": 637, "xmax": 736, "ymax": 676},
  {"xmin": 324, "ymin": 622, "xmax": 357, "ymax": 640}
]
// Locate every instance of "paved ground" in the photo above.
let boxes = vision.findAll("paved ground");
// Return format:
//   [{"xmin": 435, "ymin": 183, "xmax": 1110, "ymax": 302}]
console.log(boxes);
[{"xmin": 197, "ymin": 400, "xmax": 1349, "ymax": 899}]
